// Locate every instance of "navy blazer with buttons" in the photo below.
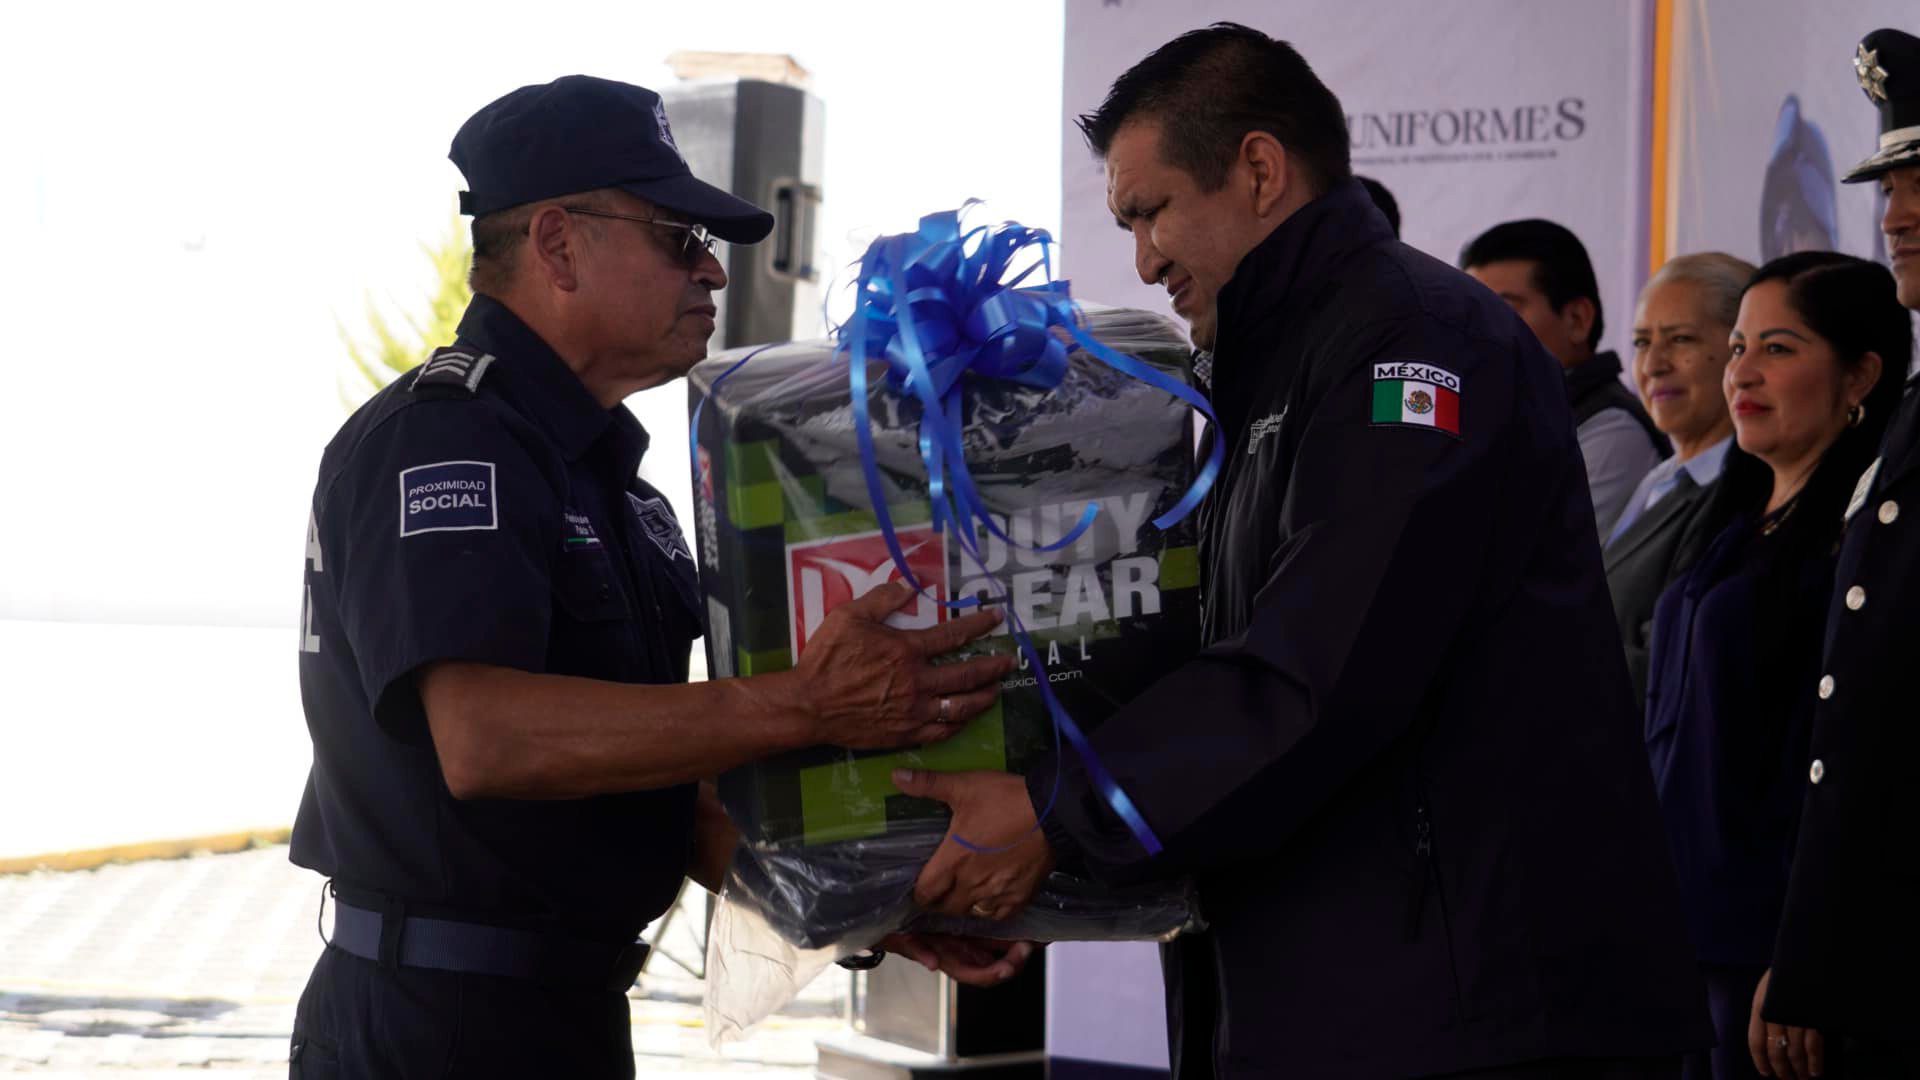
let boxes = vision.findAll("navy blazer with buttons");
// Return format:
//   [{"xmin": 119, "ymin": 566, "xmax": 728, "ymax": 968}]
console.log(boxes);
[
  {"xmin": 1644, "ymin": 511, "xmax": 1834, "ymax": 966},
  {"xmin": 1766, "ymin": 378, "xmax": 1920, "ymax": 1040}
]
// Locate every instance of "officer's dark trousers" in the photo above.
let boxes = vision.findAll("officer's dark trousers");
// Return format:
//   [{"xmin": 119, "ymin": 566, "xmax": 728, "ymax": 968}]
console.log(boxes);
[
  {"xmin": 1834, "ymin": 1034, "xmax": 1920, "ymax": 1078},
  {"xmin": 1681, "ymin": 962, "xmax": 1766, "ymax": 1080},
  {"xmin": 290, "ymin": 945, "xmax": 635, "ymax": 1078},
  {"xmin": 1433, "ymin": 1057, "xmax": 1681, "ymax": 1078}
]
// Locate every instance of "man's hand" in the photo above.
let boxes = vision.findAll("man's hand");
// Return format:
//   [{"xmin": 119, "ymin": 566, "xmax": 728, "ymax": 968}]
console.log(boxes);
[
  {"xmin": 1749, "ymin": 968, "xmax": 1824, "ymax": 1078},
  {"xmin": 688, "ymin": 780, "xmax": 738, "ymax": 894},
  {"xmin": 894, "ymin": 769, "xmax": 1054, "ymax": 922},
  {"xmin": 792, "ymin": 582, "xmax": 1014, "ymax": 750},
  {"xmin": 881, "ymin": 932, "xmax": 1038, "ymax": 988}
]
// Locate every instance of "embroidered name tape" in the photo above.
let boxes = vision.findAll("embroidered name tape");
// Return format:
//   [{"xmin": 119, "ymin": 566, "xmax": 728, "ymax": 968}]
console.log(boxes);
[
  {"xmin": 1371, "ymin": 362, "xmax": 1461, "ymax": 437},
  {"xmin": 628, "ymin": 493, "xmax": 692, "ymax": 561},
  {"xmin": 1248, "ymin": 409, "xmax": 1287, "ymax": 454},
  {"xmin": 400, "ymin": 461, "xmax": 497, "ymax": 536},
  {"xmin": 563, "ymin": 510, "xmax": 603, "ymax": 549}
]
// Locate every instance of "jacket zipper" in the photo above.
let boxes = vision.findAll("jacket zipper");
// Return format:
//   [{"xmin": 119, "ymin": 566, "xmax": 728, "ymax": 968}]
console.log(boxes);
[
  {"xmin": 1404, "ymin": 783, "xmax": 1470, "ymax": 1019},
  {"xmin": 1403, "ymin": 796, "xmax": 1435, "ymax": 942}
]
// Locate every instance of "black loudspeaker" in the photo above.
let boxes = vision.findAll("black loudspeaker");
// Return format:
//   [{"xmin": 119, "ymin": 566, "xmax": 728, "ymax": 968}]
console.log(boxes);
[
  {"xmin": 659, "ymin": 79, "xmax": 825, "ymax": 349},
  {"xmin": 631, "ymin": 78, "xmax": 825, "ymax": 551}
]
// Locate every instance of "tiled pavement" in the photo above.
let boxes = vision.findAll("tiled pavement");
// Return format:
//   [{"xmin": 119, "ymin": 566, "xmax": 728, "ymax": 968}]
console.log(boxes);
[{"xmin": 0, "ymin": 846, "xmax": 846, "ymax": 1076}]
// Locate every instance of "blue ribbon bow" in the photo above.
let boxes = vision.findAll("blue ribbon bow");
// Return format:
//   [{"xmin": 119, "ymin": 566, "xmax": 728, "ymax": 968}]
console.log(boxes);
[
  {"xmin": 837, "ymin": 208, "xmax": 1223, "ymax": 857},
  {"xmin": 695, "ymin": 207, "xmax": 1223, "ymax": 857}
]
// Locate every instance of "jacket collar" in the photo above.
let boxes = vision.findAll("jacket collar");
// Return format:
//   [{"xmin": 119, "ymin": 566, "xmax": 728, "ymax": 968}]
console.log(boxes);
[
  {"xmin": 1207, "ymin": 179, "xmax": 1395, "ymax": 432},
  {"xmin": 1603, "ymin": 471, "xmax": 1707, "ymax": 569},
  {"xmin": 1565, "ymin": 350, "xmax": 1626, "ymax": 404},
  {"xmin": 455, "ymin": 292, "xmax": 650, "ymax": 473}
]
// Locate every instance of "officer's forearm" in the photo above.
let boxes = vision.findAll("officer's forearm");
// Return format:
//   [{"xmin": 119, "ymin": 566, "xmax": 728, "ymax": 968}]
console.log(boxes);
[{"xmin": 419, "ymin": 661, "xmax": 814, "ymax": 799}]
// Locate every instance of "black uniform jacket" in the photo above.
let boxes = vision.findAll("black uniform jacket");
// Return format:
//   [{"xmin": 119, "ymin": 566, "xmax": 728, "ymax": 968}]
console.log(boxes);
[
  {"xmin": 292, "ymin": 294, "xmax": 704, "ymax": 945},
  {"xmin": 1032, "ymin": 180, "xmax": 1710, "ymax": 1078},
  {"xmin": 1766, "ymin": 377, "xmax": 1920, "ymax": 1041}
]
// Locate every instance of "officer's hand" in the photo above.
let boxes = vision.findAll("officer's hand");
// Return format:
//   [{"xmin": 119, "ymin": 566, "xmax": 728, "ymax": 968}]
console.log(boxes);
[
  {"xmin": 895, "ymin": 769, "xmax": 1053, "ymax": 921},
  {"xmin": 792, "ymin": 581, "xmax": 1014, "ymax": 750},
  {"xmin": 881, "ymin": 932, "xmax": 1038, "ymax": 988},
  {"xmin": 1749, "ymin": 968, "xmax": 1824, "ymax": 1078}
]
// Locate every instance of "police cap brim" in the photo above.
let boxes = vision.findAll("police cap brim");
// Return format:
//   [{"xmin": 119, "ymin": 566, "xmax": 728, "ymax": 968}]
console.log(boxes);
[
  {"xmin": 1844, "ymin": 139, "xmax": 1920, "ymax": 183},
  {"xmin": 616, "ymin": 173, "xmax": 775, "ymax": 244}
]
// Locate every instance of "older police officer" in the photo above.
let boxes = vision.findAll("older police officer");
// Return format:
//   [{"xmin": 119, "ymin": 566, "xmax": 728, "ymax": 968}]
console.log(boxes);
[
  {"xmin": 893, "ymin": 25, "xmax": 1710, "ymax": 1079},
  {"xmin": 289, "ymin": 76, "xmax": 1014, "ymax": 1077},
  {"xmin": 1750, "ymin": 29, "xmax": 1920, "ymax": 1080}
]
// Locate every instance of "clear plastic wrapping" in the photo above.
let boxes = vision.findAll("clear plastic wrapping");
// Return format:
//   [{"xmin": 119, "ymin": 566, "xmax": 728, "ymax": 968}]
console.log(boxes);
[{"xmin": 704, "ymin": 823, "xmax": 1200, "ymax": 1043}]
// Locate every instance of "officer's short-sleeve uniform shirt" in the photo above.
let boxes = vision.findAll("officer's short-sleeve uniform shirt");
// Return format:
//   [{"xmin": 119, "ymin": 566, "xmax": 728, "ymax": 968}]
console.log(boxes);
[{"xmin": 292, "ymin": 293, "xmax": 703, "ymax": 944}]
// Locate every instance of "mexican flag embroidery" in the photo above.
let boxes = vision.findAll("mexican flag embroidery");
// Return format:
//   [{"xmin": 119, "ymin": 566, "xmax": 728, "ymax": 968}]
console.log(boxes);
[{"xmin": 1371, "ymin": 362, "xmax": 1461, "ymax": 436}]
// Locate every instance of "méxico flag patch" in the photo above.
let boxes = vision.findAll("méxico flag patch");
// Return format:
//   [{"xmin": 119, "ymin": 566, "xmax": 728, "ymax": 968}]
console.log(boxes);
[{"xmin": 1371, "ymin": 362, "xmax": 1461, "ymax": 437}]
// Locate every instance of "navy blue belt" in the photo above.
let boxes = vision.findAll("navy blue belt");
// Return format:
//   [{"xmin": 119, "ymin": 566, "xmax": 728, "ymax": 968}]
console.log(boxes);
[{"xmin": 328, "ymin": 898, "xmax": 649, "ymax": 993}]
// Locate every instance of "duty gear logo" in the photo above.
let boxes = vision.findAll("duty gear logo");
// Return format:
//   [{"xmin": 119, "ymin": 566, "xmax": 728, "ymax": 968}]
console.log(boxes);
[{"xmin": 786, "ymin": 527, "xmax": 947, "ymax": 661}]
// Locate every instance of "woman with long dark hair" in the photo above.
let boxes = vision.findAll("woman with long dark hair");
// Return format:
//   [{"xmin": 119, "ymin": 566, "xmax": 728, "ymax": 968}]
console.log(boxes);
[{"xmin": 1644, "ymin": 251, "xmax": 1909, "ymax": 1080}]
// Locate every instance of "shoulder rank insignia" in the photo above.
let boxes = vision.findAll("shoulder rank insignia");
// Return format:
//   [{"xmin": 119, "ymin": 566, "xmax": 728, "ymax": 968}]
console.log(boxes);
[{"xmin": 409, "ymin": 346, "xmax": 495, "ymax": 394}]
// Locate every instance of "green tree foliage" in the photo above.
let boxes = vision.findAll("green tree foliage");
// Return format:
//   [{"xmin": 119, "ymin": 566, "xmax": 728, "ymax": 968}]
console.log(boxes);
[{"xmin": 339, "ymin": 213, "xmax": 472, "ymax": 407}]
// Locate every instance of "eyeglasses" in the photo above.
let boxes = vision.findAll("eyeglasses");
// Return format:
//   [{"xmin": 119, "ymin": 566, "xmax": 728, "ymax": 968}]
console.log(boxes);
[{"xmin": 557, "ymin": 206, "xmax": 718, "ymax": 268}]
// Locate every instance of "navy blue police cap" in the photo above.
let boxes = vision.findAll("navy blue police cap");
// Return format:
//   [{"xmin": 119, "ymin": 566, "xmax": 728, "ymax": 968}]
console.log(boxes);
[
  {"xmin": 1844, "ymin": 29, "xmax": 1920, "ymax": 183},
  {"xmin": 450, "ymin": 75, "xmax": 775, "ymax": 244}
]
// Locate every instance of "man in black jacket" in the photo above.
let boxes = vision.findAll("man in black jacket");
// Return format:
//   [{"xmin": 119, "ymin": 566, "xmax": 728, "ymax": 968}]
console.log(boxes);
[
  {"xmin": 1753, "ymin": 26, "xmax": 1920, "ymax": 1080},
  {"xmin": 894, "ymin": 23, "xmax": 1709, "ymax": 1080},
  {"xmin": 1462, "ymin": 220, "xmax": 1671, "ymax": 540}
]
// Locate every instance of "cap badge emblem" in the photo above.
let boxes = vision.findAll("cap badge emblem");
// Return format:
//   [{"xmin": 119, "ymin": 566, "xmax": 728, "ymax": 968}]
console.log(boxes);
[
  {"xmin": 1856, "ymin": 44, "xmax": 1891, "ymax": 104},
  {"xmin": 653, "ymin": 98, "xmax": 685, "ymax": 163}
]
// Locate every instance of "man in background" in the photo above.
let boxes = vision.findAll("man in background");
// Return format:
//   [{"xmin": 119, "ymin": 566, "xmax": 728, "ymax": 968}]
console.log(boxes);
[
  {"xmin": 1357, "ymin": 174, "xmax": 1401, "ymax": 237},
  {"xmin": 1464, "ymin": 219, "xmax": 1670, "ymax": 537}
]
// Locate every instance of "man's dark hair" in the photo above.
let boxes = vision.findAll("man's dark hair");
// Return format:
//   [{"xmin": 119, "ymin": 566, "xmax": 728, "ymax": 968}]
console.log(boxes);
[
  {"xmin": 1076, "ymin": 22, "xmax": 1352, "ymax": 195},
  {"xmin": 467, "ymin": 190, "xmax": 618, "ymax": 295},
  {"xmin": 1357, "ymin": 176, "xmax": 1400, "ymax": 237},
  {"xmin": 1459, "ymin": 219, "xmax": 1605, "ymax": 349},
  {"xmin": 469, "ymin": 205, "xmax": 534, "ymax": 294}
]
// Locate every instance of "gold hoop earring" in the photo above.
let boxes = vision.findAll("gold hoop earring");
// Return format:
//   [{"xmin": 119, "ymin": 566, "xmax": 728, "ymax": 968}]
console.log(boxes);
[{"xmin": 1847, "ymin": 402, "xmax": 1866, "ymax": 428}]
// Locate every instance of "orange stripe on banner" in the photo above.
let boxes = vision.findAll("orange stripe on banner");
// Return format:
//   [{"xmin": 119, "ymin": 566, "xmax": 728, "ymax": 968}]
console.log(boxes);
[{"xmin": 1648, "ymin": 0, "xmax": 1676, "ymax": 273}]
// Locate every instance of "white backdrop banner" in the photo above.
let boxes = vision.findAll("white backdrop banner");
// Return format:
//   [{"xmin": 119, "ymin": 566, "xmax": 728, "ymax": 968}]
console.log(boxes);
[
  {"xmin": 1668, "ymin": 0, "xmax": 1911, "ymax": 269},
  {"xmin": 1060, "ymin": 0, "xmax": 1655, "ymax": 361}
]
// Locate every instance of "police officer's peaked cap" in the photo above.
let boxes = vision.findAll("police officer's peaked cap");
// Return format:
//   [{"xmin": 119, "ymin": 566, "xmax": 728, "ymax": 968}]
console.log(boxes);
[
  {"xmin": 1843, "ymin": 29, "xmax": 1920, "ymax": 183},
  {"xmin": 450, "ymin": 74, "xmax": 774, "ymax": 244}
]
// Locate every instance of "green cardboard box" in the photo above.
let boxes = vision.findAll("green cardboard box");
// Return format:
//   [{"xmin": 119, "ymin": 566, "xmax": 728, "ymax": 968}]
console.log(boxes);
[{"xmin": 688, "ymin": 307, "xmax": 1202, "ymax": 848}]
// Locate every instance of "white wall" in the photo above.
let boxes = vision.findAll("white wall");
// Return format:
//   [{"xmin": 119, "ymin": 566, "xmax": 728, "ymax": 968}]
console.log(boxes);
[
  {"xmin": 0, "ymin": 0, "xmax": 1064, "ymax": 852},
  {"xmin": 1047, "ymin": 941, "xmax": 1169, "ymax": 1069}
]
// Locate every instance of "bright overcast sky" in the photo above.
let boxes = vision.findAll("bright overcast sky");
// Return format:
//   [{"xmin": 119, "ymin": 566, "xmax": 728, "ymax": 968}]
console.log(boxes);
[{"xmin": 0, "ymin": 0, "xmax": 1069, "ymax": 627}]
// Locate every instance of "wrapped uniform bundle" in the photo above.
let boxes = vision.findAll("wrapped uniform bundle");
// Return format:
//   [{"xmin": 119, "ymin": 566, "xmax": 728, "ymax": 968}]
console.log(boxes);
[{"xmin": 688, "ymin": 212, "xmax": 1217, "ymax": 1037}]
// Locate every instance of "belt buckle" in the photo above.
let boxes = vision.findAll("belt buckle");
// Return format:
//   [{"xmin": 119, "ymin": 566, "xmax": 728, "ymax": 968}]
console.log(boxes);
[{"xmin": 607, "ymin": 942, "xmax": 650, "ymax": 993}]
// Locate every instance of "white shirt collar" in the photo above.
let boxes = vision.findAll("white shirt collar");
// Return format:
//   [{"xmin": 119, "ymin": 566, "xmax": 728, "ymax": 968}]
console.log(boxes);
[{"xmin": 1677, "ymin": 435, "xmax": 1732, "ymax": 487}]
